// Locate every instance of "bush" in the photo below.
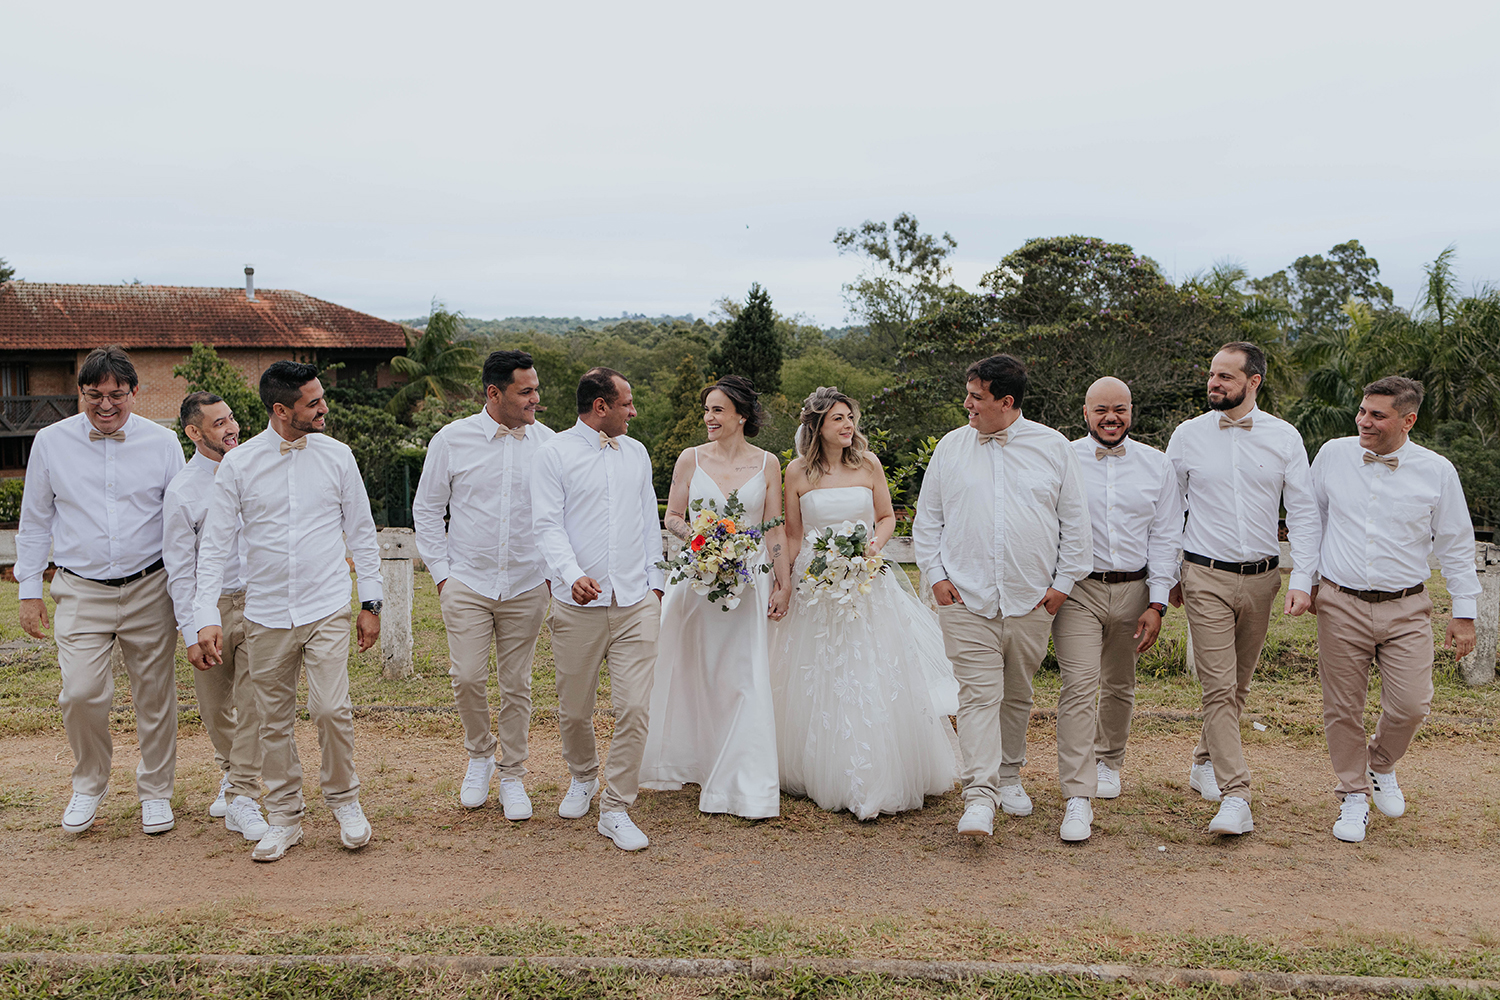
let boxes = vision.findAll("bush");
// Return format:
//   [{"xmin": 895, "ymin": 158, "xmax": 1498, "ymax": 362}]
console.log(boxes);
[{"xmin": 0, "ymin": 478, "xmax": 23, "ymax": 522}]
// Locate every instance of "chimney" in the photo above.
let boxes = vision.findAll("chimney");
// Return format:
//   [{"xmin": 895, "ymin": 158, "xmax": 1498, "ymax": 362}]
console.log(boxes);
[{"xmin": 244, "ymin": 265, "xmax": 255, "ymax": 301}]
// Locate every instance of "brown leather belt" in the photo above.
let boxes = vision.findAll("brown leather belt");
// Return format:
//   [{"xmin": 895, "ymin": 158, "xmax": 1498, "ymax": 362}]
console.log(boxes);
[
  {"xmin": 1087, "ymin": 568, "xmax": 1148, "ymax": 583},
  {"xmin": 1184, "ymin": 551, "xmax": 1279, "ymax": 575},
  {"xmin": 61, "ymin": 557, "xmax": 165, "ymax": 588},
  {"xmin": 1333, "ymin": 581, "xmax": 1425, "ymax": 604}
]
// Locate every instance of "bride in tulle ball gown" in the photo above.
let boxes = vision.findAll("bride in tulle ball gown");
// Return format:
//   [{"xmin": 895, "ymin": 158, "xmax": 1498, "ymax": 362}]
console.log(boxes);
[{"xmin": 768, "ymin": 386, "xmax": 959, "ymax": 820}]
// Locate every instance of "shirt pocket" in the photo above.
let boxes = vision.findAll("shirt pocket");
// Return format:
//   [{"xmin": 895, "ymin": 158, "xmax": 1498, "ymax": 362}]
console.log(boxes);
[
  {"xmin": 1019, "ymin": 483, "xmax": 1057, "ymax": 509},
  {"xmin": 1390, "ymin": 499, "xmax": 1437, "ymax": 545}
]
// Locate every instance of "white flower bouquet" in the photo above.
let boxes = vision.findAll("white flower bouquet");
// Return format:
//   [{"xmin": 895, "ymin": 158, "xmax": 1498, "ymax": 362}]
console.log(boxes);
[
  {"xmin": 796, "ymin": 520, "xmax": 889, "ymax": 621},
  {"xmin": 656, "ymin": 491, "xmax": 783, "ymax": 611}
]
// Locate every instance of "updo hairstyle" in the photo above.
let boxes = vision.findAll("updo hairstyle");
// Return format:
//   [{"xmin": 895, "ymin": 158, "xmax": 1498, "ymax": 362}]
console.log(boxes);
[{"xmin": 699, "ymin": 374, "xmax": 767, "ymax": 438}]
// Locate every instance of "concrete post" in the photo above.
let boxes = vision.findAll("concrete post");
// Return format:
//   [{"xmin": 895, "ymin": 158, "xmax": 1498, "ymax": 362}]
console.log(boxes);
[
  {"xmin": 377, "ymin": 528, "xmax": 416, "ymax": 681},
  {"xmin": 1459, "ymin": 542, "xmax": 1499, "ymax": 687}
]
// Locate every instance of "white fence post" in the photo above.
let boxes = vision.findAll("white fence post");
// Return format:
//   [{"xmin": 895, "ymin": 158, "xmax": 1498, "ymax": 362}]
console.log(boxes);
[
  {"xmin": 1459, "ymin": 542, "xmax": 1499, "ymax": 687},
  {"xmin": 377, "ymin": 528, "xmax": 416, "ymax": 681}
]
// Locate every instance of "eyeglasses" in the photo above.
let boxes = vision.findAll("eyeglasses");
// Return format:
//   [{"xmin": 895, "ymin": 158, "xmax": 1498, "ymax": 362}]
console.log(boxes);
[{"xmin": 82, "ymin": 390, "xmax": 132, "ymax": 404}]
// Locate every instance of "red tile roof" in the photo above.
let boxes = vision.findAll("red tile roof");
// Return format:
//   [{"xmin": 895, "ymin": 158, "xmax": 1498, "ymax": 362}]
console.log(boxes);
[{"xmin": 0, "ymin": 281, "xmax": 407, "ymax": 351}]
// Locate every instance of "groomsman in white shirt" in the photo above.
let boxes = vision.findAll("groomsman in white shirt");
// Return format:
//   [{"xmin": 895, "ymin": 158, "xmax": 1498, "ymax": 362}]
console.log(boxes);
[
  {"xmin": 1050, "ymin": 377, "xmax": 1181, "ymax": 842},
  {"xmin": 1166, "ymin": 341, "xmax": 1320, "ymax": 836},
  {"xmin": 914, "ymin": 354, "xmax": 1093, "ymax": 839},
  {"xmin": 161, "ymin": 392, "xmax": 268, "ymax": 842},
  {"xmin": 413, "ymin": 351, "xmax": 555, "ymax": 820},
  {"xmin": 16, "ymin": 346, "xmax": 185, "ymax": 835},
  {"xmin": 532, "ymin": 367, "xmax": 665, "ymax": 851},
  {"xmin": 1310, "ymin": 376, "xmax": 1480, "ymax": 843},
  {"xmin": 195, "ymin": 361, "xmax": 384, "ymax": 862}
]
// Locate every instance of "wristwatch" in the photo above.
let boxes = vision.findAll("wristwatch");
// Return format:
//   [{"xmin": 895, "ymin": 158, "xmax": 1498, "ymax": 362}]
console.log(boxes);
[
  {"xmin": 361, "ymin": 600, "xmax": 383, "ymax": 615},
  {"xmin": 1148, "ymin": 602, "xmax": 1166, "ymax": 617}
]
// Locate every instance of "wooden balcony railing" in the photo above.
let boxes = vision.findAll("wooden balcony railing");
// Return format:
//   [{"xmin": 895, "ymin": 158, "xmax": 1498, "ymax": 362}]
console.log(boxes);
[{"xmin": 0, "ymin": 396, "xmax": 79, "ymax": 437}]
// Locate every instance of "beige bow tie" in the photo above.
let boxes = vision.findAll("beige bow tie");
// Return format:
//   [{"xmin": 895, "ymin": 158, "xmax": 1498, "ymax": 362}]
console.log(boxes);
[
  {"xmin": 1363, "ymin": 450, "xmax": 1399, "ymax": 470},
  {"xmin": 88, "ymin": 428, "xmax": 126, "ymax": 442},
  {"xmin": 495, "ymin": 423, "xmax": 526, "ymax": 440},
  {"xmin": 598, "ymin": 431, "xmax": 620, "ymax": 450},
  {"xmin": 279, "ymin": 436, "xmax": 309, "ymax": 455},
  {"xmin": 1095, "ymin": 445, "xmax": 1126, "ymax": 460},
  {"xmin": 1218, "ymin": 414, "xmax": 1254, "ymax": 431},
  {"xmin": 976, "ymin": 429, "xmax": 1008, "ymax": 447}
]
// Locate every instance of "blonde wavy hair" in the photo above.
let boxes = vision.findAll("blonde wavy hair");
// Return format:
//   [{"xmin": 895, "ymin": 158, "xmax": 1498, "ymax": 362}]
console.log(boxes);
[{"xmin": 797, "ymin": 386, "xmax": 869, "ymax": 486}]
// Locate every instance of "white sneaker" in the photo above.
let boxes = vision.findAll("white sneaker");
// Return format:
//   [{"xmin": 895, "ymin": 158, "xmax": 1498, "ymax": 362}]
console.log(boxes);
[
  {"xmin": 208, "ymin": 774, "xmax": 231, "ymax": 818},
  {"xmin": 1189, "ymin": 761, "xmax": 1222, "ymax": 802},
  {"xmin": 956, "ymin": 801, "xmax": 995, "ymax": 837},
  {"xmin": 1368, "ymin": 769, "xmax": 1405, "ymax": 818},
  {"xmin": 1208, "ymin": 796, "xmax": 1253, "ymax": 835},
  {"xmin": 499, "ymin": 778, "xmax": 533, "ymax": 821},
  {"xmin": 1095, "ymin": 761, "xmax": 1122, "ymax": 799},
  {"xmin": 225, "ymin": 795, "xmax": 270, "ymax": 841},
  {"xmin": 998, "ymin": 783, "xmax": 1033, "ymax": 817},
  {"xmin": 251, "ymin": 823, "xmax": 303, "ymax": 862},
  {"xmin": 558, "ymin": 777, "xmax": 599, "ymax": 819},
  {"xmin": 61, "ymin": 789, "xmax": 105, "ymax": 833},
  {"xmin": 1059, "ymin": 796, "xmax": 1093, "ymax": 842},
  {"xmin": 1333, "ymin": 793, "xmax": 1370, "ymax": 843},
  {"xmin": 141, "ymin": 798, "xmax": 175, "ymax": 835},
  {"xmin": 460, "ymin": 756, "xmax": 496, "ymax": 809},
  {"xmin": 333, "ymin": 800, "xmax": 372, "ymax": 849},
  {"xmin": 597, "ymin": 810, "xmax": 649, "ymax": 851}
]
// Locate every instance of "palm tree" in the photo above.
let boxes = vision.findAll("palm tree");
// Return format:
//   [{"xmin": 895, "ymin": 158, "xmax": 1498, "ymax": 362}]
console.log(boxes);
[{"xmin": 386, "ymin": 307, "xmax": 481, "ymax": 417}]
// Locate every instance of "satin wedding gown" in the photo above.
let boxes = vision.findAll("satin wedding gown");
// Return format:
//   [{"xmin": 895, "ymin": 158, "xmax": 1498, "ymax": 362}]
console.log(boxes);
[
  {"xmin": 770, "ymin": 485, "xmax": 959, "ymax": 820},
  {"xmin": 640, "ymin": 450, "xmax": 780, "ymax": 818}
]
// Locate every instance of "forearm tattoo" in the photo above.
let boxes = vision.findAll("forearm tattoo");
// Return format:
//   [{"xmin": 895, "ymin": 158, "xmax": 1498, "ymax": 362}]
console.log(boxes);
[{"xmin": 666, "ymin": 514, "xmax": 691, "ymax": 541}]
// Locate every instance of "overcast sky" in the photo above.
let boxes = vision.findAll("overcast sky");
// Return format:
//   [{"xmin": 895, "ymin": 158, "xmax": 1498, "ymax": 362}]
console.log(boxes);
[{"xmin": 4, "ymin": 1, "xmax": 1497, "ymax": 326}]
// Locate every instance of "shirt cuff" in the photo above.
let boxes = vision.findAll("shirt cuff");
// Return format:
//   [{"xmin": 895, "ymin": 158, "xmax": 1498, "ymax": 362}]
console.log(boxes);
[
  {"xmin": 924, "ymin": 567, "xmax": 949, "ymax": 586},
  {"xmin": 1051, "ymin": 575, "xmax": 1077, "ymax": 597},
  {"xmin": 18, "ymin": 577, "xmax": 43, "ymax": 601},
  {"xmin": 425, "ymin": 559, "xmax": 450, "ymax": 585},
  {"xmin": 182, "ymin": 629, "xmax": 199, "ymax": 649},
  {"xmin": 647, "ymin": 565, "xmax": 666, "ymax": 592},
  {"xmin": 1288, "ymin": 571, "xmax": 1315, "ymax": 593},
  {"xmin": 560, "ymin": 559, "xmax": 587, "ymax": 592},
  {"xmin": 1452, "ymin": 598, "xmax": 1478, "ymax": 620},
  {"xmin": 356, "ymin": 578, "xmax": 384, "ymax": 604},
  {"xmin": 193, "ymin": 607, "xmax": 223, "ymax": 635},
  {"xmin": 1148, "ymin": 584, "xmax": 1171, "ymax": 606}
]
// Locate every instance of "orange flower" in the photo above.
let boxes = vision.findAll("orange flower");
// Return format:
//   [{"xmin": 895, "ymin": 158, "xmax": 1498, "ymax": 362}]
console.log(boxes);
[
  {"xmin": 690, "ymin": 535, "xmax": 706, "ymax": 552},
  {"xmin": 719, "ymin": 518, "xmax": 738, "ymax": 534}
]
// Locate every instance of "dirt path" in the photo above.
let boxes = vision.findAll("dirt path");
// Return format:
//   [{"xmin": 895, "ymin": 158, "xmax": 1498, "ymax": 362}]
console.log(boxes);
[{"xmin": 1, "ymin": 716, "xmax": 1496, "ymax": 947}]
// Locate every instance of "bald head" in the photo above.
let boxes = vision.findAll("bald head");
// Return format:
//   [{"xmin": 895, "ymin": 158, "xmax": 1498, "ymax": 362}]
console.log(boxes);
[{"xmin": 1084, "ymin": 376, "xmax": 1133, "ymax": 446}]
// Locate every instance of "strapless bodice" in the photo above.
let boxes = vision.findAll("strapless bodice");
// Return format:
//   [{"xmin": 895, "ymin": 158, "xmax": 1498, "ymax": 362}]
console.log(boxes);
[{"xmin": 798, "ymin": 486, "xmax": 875, "ymax": 534}]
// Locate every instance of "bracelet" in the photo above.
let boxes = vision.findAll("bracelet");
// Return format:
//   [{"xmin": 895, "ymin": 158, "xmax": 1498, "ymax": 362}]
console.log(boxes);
[{"xmin": 1147, "ymin": 603, "xmax": 1166, "ymax": 616}]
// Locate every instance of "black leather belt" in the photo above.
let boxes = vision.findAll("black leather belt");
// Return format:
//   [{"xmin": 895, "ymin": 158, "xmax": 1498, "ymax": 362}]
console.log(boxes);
[
  {"xmin": 62, "ymin": 557, "xmax": 165, "ymax": 587},
  {"xmin": 1087, "ymin": 568, "xmax": 1148, "ymax": 583},
  {"xmin": 1333, "ymin": 581, "xmax": 1425, "ymax": 604},
  {"xmin": 1184, "ymin": 551, "xmax": 1279, "ymax": 575}
]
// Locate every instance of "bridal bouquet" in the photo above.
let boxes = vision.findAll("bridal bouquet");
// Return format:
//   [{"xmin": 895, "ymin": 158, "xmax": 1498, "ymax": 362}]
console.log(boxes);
[
  {"xmin": 657, "ymin": 491, "xmax": 783, "ymax": 611},
  {"xmin": 797, "ymin": 520, "xmax": 889, "ymax": 621}
]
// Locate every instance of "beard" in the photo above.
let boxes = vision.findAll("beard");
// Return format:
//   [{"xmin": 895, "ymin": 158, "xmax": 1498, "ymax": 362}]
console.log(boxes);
[
  {"xmin": 1208, "ymin": 386, "xmax": 1247, "ymax": 412},
  {"xmin": 289, "ymin": 413, "xmax": 324, "ymax": 434},
  {"xmin": 1089, "ymin": 423, "xmax": 1129, "ymax": 446}
]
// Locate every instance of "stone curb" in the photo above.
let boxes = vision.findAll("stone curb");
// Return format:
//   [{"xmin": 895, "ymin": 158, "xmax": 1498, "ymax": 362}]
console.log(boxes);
[{"xmin": 1, "ymin": 952, "xmax": 1496, "ymax": 994}]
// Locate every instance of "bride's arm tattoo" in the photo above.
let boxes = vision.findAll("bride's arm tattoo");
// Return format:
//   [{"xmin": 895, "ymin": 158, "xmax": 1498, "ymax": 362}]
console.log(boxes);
[{"xmin": 665, "ymin": 510, "xmax": 691, "ymax": 541}]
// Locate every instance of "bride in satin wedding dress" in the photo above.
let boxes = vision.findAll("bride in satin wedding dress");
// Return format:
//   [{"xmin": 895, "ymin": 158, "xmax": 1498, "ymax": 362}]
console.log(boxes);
[{"xmin": 769, "ymin": 387, "xmax": 959, "ymax": 820}]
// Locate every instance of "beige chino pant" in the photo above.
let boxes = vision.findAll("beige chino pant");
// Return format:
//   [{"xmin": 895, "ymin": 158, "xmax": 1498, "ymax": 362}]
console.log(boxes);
[
  {"xmin": 1051, "ymin": 577, "xmax": 1148, "ymax": 798},
  {"xmin": 1316, "ymin": 584, "xmax": 1434, "ymax": 798},
  {"xmin": 439, "ymin": 579, "xmax": 549, "ymax": 777},
  {"xmin": 194, "ymin": 591, "xmax": 263, "ymax": 801},
  {"xmin": 1181, "ymin": 560, "xmax": 1282, "ymax": 803},
  {"xmin": 937, "ymin": 602, "xmax": 1053, "ymax": 808},
  {"xmin": 51, "ymin": 567, "xmax": 178, "ymax": 800},
  {"xmin": 245, "ymin": 609, "xmax": 360, "ymax": 826},
  {"xmin": 549, "ymin": 595, "xmax": 659, "ymax": 814}
]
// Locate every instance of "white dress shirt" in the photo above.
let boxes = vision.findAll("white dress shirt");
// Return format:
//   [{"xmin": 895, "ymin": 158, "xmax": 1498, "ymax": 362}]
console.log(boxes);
[
  {"xmin": 1166, "ymin": 406, "xmax": 1320, "ymax": 593},
  {"xmin": 531, "ymin": 420, "xmax": 665, "ymax": 608},
  {"xmin": 162, "ymin": 451, "xmax": 247, "ymax": 647},
  {"xmin": 412, "ymin": 409, "xmax": 555, "ymax": 601},
  {"xmin": 913, "ymin": 416, "xmax": 1094, "ymax": 619},
  {"xmin": 1071, "ymin": 436, "xmax": 1183, "ymax": 606},
  {"xmin": 192, "ymin": 428, "xmax": 383, "ymax": 632},
  {"xmin": 16, "ymin": 412, "xmax": 185, "ymax": 600},
  {"xmin": 1311, "ymin": 435, "xmax": 1481, "ymax": 619}
]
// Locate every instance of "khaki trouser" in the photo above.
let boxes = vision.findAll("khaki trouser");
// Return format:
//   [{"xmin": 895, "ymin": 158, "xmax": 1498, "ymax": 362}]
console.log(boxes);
[
  {"xmin": 245, "ymin": 609, "xmax": 360, "ymax": 826},
  {"xmin": 439, "ymin": 579, "xmax": 549, "ymax": 777},
  {"xmin": 194, "ymin": 591, "xmax": 263, "ymax": 800},
  {"xmin": 1051, "ymin": 577, "xmax": 1149, "ymax": 798},
  {"xmin": 1181, "ymin": 560, "xmax": 1282, "ymax": 803},
  {"xmin": 549, "ymin": 595, "xmax": 660, "ymax": 813},
  {"xmin": 937, "ymin": 602, "xmax": 1053, "ymax": 808},
  {"xmin": 51, "ymin": 566, "xmax": 179, "ymax": 800},
  {"xmin": 1316, "ymin": 584, "xmax": 1434, "ymax": 798}
]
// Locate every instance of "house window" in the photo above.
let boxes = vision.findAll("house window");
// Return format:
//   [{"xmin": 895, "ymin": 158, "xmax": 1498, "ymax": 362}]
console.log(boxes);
[{"xmin": 0, "ymin": 364, "xmax": 27, "ymax": 397}]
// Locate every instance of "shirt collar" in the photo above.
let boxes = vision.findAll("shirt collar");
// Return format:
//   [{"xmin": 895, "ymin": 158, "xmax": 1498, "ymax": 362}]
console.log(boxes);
[
  {"xmin": 480, "ymin": 407, "xmax": 505, "ymax": 440},
  {"xmin": 189, "ymin": 450, "xmax": 221, "ymax": 474}
]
